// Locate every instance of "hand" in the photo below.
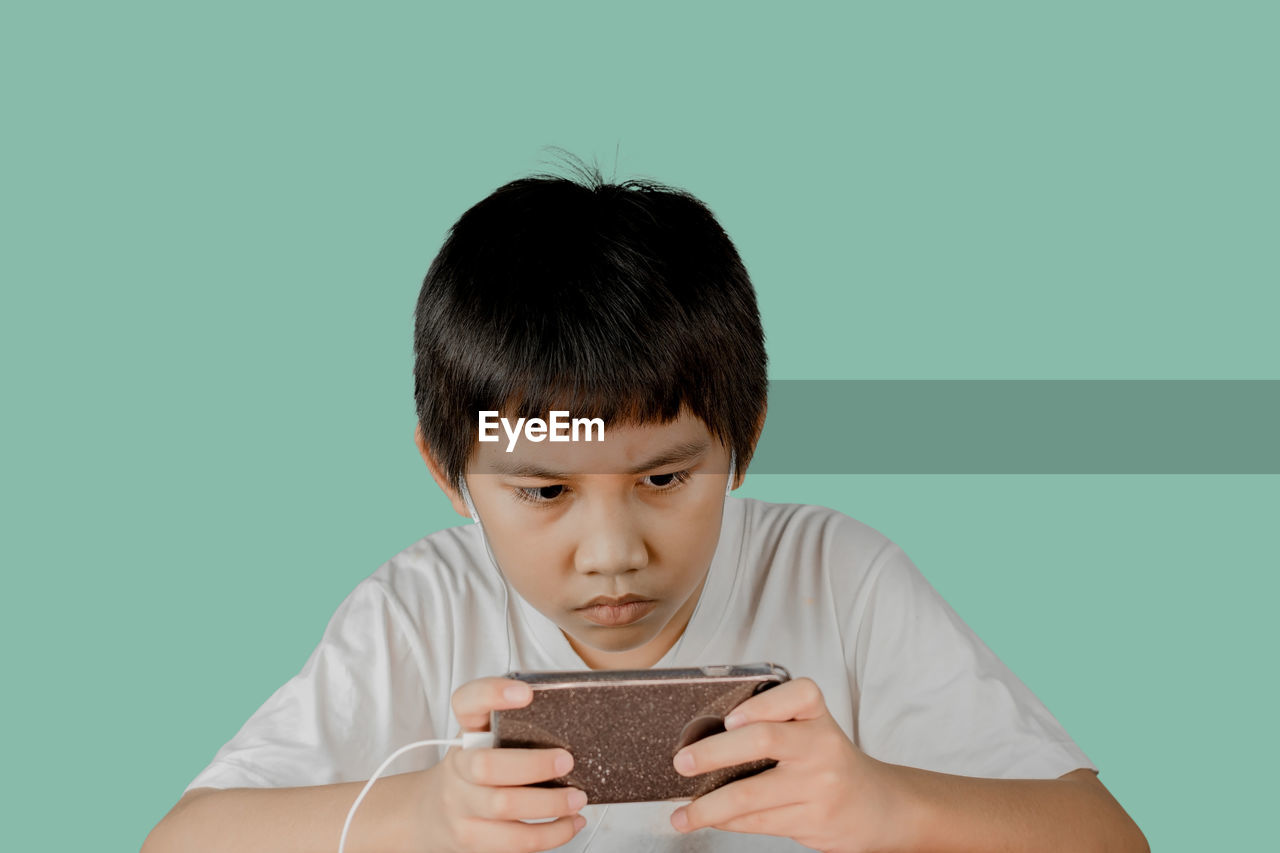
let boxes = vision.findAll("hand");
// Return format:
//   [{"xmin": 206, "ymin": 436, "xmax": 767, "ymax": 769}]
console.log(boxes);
[
  {"xmin": 410, "ymin": 677, "xmax": 588, "ymax": 853},
  {"xmin": 668, "ymin": 677, "xmax": 901, "ymax": 853}
]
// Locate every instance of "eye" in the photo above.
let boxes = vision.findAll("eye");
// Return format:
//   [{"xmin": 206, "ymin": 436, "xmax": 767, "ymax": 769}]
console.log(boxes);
[
  {"xmin": 510, "ymin": 470, "xmax": 693, "ymax": 507},
  {"xmin": 644, "ymin": 470, "xmax": 693, "ymax": 490},
  {"xmin": 513, "ymin": 484, "xmax": 566, "ymax": 505}
]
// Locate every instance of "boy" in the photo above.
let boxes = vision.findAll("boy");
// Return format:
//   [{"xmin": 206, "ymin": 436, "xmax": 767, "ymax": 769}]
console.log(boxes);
[{"xmin": 144, "ymin": 165, "xmax": 1148, "ymax": 852}]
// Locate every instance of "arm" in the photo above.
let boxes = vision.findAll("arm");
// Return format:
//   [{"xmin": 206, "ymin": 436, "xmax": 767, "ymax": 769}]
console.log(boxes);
[
  {"xmin": 831, "ymin": 540, "xmax": 1143, "ymax": 848},
  {"xmin": 143, "ymin": 679, "xmax": 586, "ymax": 853},
  {"xmin": 881, "ymin": 763, "xmax": 1148, "ymax": 852},
  {"xmin": 141, "ymin": 773, "xmax": 425, "ymax": 853},
  {"xmin": 670, "ymin": 679, "xmax": 1149, "ymax": 853},
  {"xmin": 145, "ymin": 579, "xmax": 438, "ymax": 853}
]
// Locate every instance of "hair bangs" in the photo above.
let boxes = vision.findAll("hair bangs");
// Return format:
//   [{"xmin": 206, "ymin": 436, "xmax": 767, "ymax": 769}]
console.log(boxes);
[{"xmin": 413, "ymin": 155, "xmax": 767, "ymax": 491}]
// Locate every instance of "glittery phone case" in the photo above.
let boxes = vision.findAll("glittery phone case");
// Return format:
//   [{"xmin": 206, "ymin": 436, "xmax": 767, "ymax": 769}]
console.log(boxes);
[{"xmin": 490, "ymin": 663, "xmax": 790, "ymax": 804}]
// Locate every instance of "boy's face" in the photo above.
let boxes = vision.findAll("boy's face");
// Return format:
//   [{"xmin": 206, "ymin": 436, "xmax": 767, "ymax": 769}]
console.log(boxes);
[{"xmin": 415, "ymin": 408, "xmax": 741, "ymax": 670}]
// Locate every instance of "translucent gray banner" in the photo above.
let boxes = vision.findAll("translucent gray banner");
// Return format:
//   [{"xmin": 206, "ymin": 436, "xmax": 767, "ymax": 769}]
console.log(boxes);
[{"xmin": 750, "ymin": 380, "xmax": 1278, "ymax": 474}]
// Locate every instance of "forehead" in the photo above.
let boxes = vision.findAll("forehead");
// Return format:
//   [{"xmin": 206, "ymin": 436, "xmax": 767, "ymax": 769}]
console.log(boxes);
[{"xmin": 470, "ymin": 408, "xmax": 719, "ymax": 476}]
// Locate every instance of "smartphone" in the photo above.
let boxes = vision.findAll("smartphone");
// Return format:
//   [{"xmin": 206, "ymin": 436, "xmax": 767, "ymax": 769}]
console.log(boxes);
[{"xmin": 490, "ymin": 662, "xmax": 790, "ymax": 804}]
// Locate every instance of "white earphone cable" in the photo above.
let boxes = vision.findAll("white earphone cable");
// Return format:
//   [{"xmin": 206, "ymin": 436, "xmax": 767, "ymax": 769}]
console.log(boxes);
[{"xmin": 338, "ymin": 732, "xmax": 494, "ymax": 853}]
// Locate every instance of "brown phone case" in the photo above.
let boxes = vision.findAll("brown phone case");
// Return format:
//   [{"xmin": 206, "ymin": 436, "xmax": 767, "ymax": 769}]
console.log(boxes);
[{"xmin": 490, "ymin": 663, "xmax": 790, "ymax": 804}]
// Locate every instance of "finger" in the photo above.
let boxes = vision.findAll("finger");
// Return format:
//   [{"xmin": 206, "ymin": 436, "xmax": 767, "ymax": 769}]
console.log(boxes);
[
  {"xmin": 674, "ymin": 767, "xmax": 807, "ymax": 833},
  {"xmin": 463, "ymin": 782, "xmax": 589, "ymax": 822},
  {"xmin": 460, "ymin": 814, "xmax": 586, "ymax": 853},
  {"xmin": 674, "ymin": 719, "xmax": 814, "ymax": 775},
  {"xmin": 678, "ymin": 801, "xmax": 810, "ymax": 838},
  {"xmin": 457, "ymin": 746, "xmax": 575, "ymax": 787},
  {"xmin": 724, "ymin": 677, "xmax": 828, "ymax": 730},
  {"xmin": 451, "ymin": 677, "xmax": 533, "ymax": 731}
]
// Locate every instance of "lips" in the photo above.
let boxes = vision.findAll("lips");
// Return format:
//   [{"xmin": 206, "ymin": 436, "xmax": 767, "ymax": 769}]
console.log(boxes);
[
  {"xmin": 575, "ymin": 593, "xmax": 657, "ymax": 627},
  {"xmin": 580, "ymin": 593, "xmax": 652, "ymax": 608}
]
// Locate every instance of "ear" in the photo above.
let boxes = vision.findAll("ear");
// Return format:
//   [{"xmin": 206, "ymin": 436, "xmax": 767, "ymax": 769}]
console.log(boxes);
[
  {"xmin": 414, "ymin": 423, "xmax": 473, "ymax": 520},
  {"xmin": 732, "ymin": 400, "xmax": 768, "ymax": 491}
]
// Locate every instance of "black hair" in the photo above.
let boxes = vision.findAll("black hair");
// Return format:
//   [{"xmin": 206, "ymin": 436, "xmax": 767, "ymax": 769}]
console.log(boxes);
[{"xmin": 412, "ymin": 154, "xmax": 767, "ymax": 490}]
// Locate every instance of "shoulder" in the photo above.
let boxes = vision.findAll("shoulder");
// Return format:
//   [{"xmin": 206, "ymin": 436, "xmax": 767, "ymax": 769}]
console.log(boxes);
[
  {"xmin": 360, "ymin": 522, "xmax": 507, "ymax": 629},
  {"xmin": 733, "ymin": 497, "xmax": 899, "ymax": 599},
  {"xmin": 736, "ymin": 496, "xmax": 896, "ymax": 566}
]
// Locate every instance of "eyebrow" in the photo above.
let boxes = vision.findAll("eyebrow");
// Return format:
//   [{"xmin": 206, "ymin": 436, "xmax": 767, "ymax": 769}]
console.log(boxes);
[{"xmin": 488, "ymin": 440, "xmax": 712, "ymax": 480}]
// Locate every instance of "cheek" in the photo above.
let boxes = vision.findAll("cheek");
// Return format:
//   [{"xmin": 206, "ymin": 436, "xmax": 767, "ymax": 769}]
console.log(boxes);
[
  {"xmin": 484, "ymin": 519, "xmax": 568, "ymax": 588},
  {"xmin": 649, "ymin": 499, "xmax": 725, "ymax": 576}
]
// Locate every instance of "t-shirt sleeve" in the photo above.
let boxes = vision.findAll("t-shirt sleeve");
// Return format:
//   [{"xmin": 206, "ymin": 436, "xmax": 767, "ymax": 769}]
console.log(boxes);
[
  {"xmin": 850, "ymin": 541, "xmax": 1096, "ymax": 780},
  {"xmin": 184, "ymin": 577, "xmax": 436, "ymax": 793}
]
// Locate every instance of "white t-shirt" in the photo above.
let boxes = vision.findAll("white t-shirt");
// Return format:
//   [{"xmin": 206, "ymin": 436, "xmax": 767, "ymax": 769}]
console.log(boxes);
[{"xmin": 185, "ymin": 496, "xmax": 1095, "ymax": 851}]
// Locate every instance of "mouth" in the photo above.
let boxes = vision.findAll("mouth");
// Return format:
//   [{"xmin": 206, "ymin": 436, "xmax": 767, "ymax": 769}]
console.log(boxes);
[{"xmin": 575, "ymin": 594, "xmax": 657, "ymax": 627}]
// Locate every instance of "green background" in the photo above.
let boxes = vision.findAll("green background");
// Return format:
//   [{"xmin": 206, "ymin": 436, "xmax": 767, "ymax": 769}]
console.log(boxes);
[{"xmin": 3, "ymin": 2, "xmax": 1275, "ymax": 849}]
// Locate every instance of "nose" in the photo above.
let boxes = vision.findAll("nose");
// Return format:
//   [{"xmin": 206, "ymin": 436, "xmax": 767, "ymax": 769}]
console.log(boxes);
[{"xmin": 573, "ymin": 498, "xmax": 650, "ymax": 576}]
